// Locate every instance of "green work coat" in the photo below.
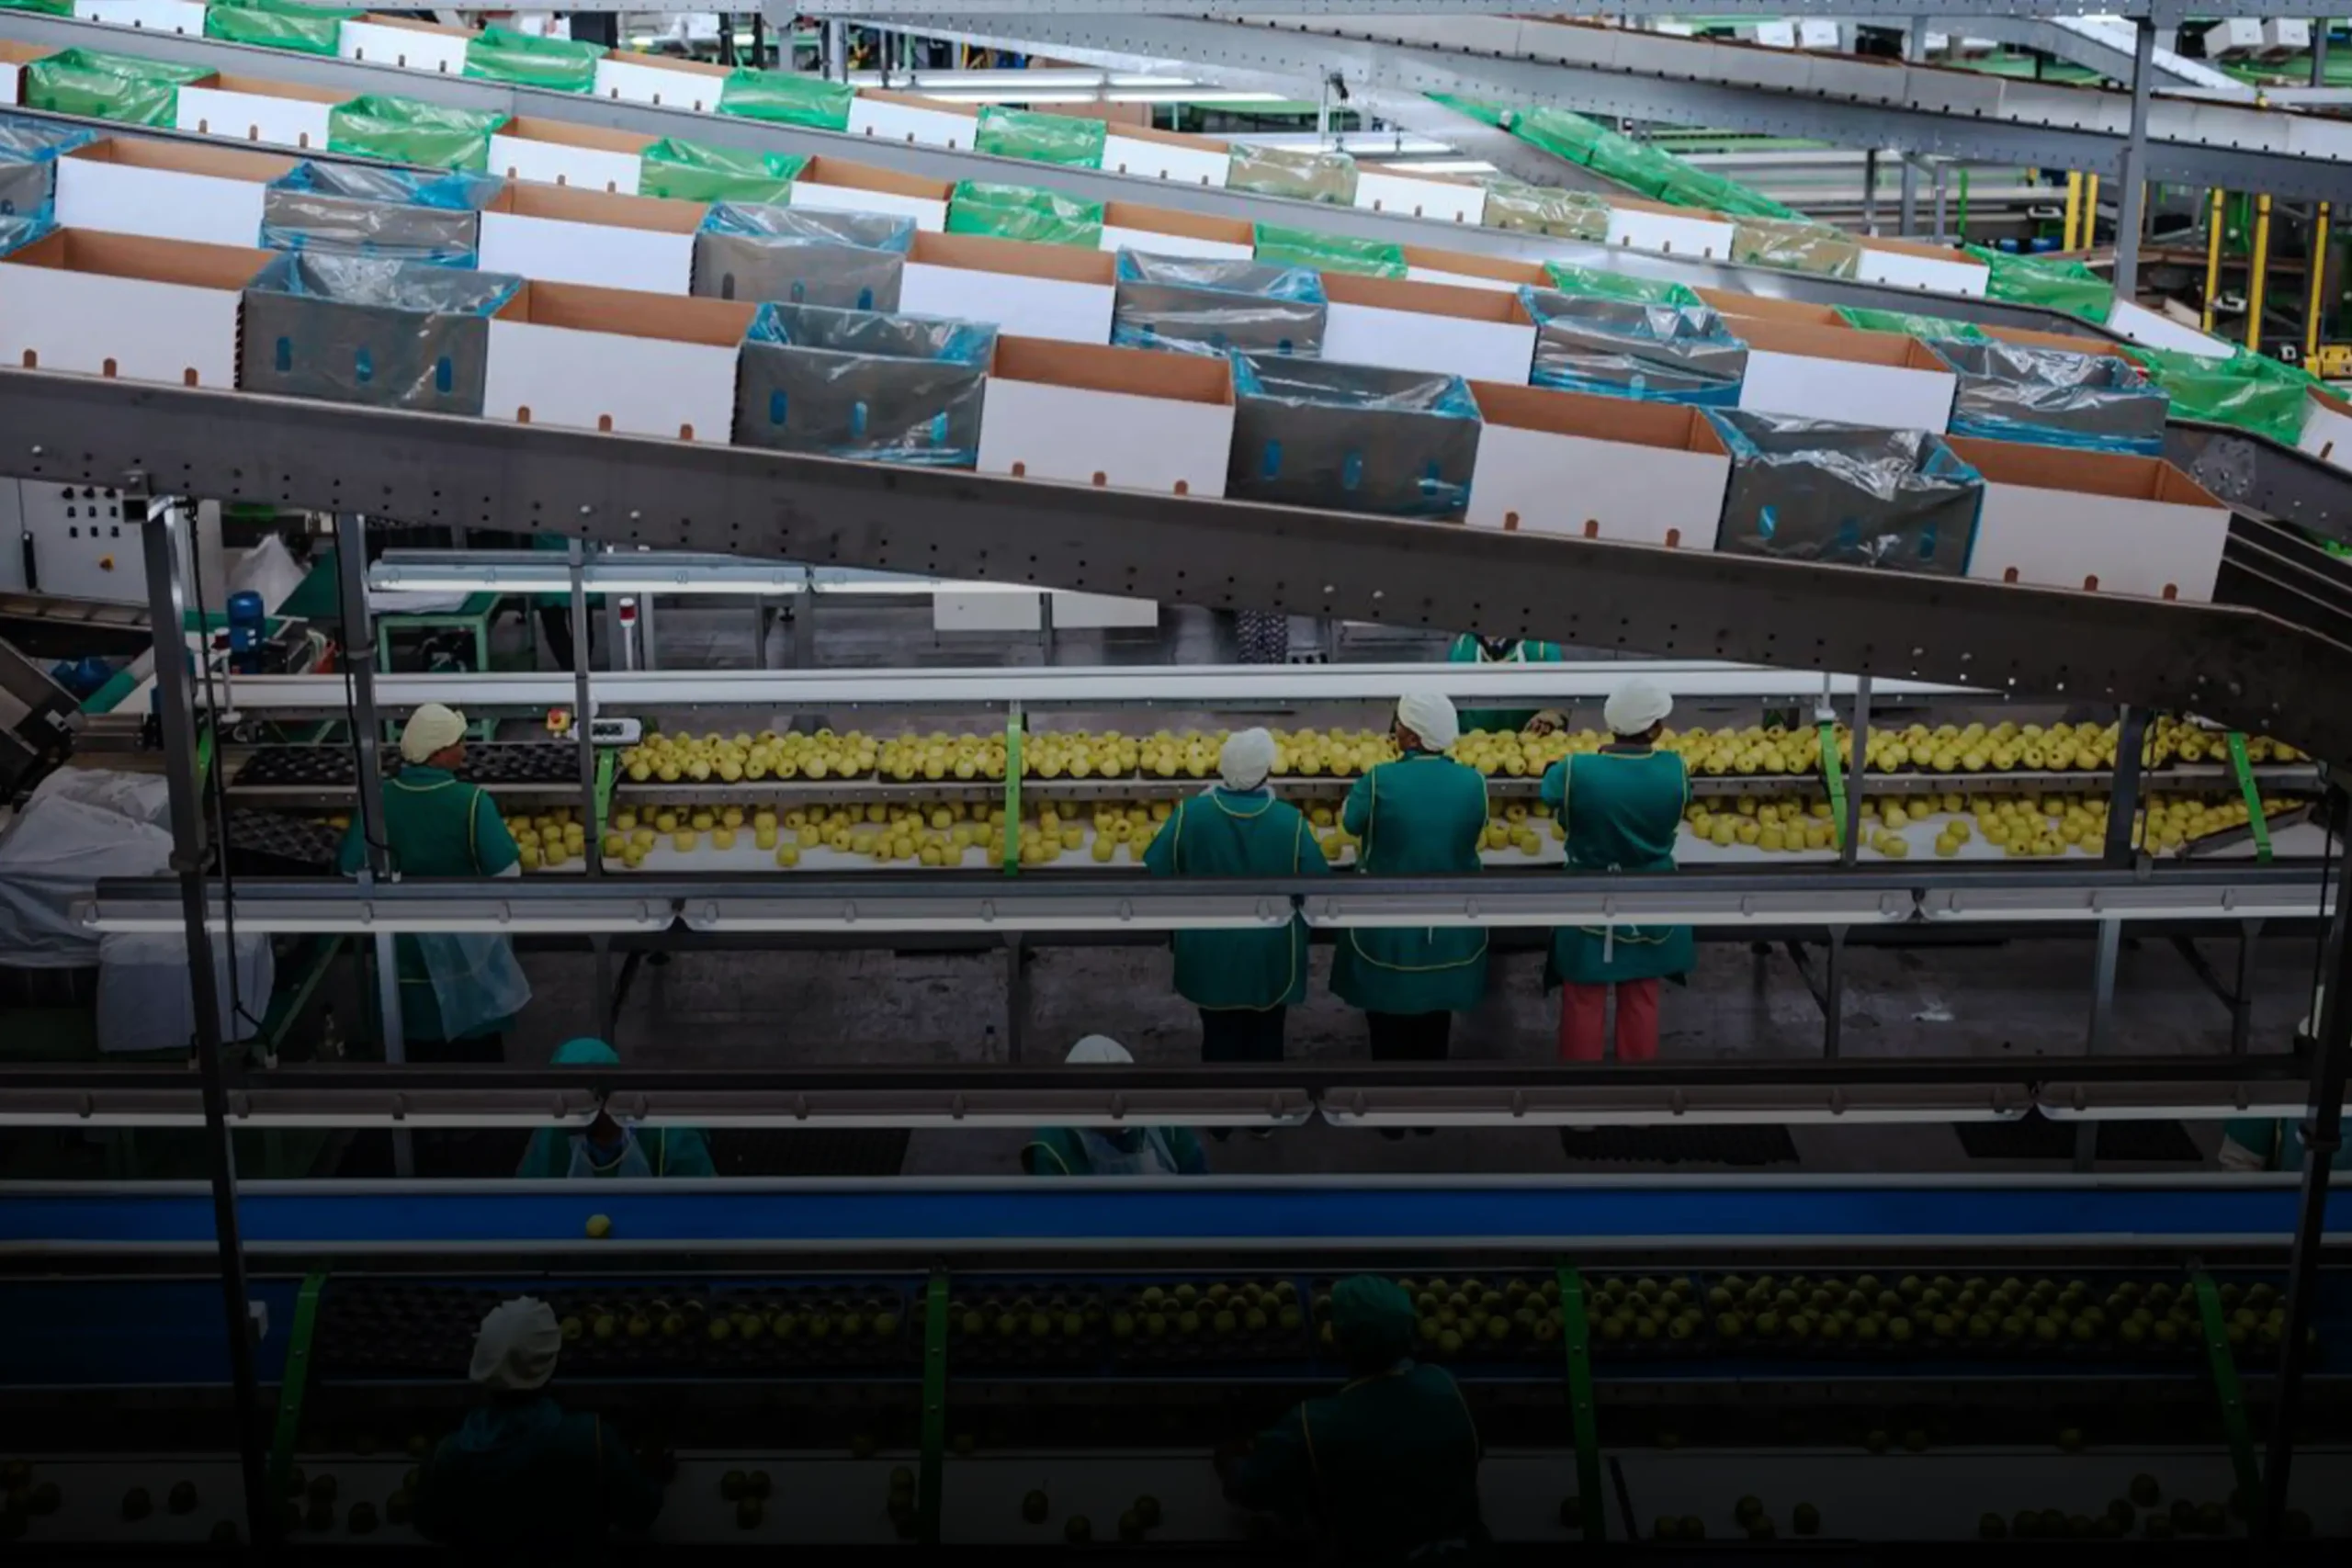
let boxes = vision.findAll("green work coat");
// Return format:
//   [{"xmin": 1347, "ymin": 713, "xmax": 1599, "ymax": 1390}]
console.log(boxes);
[
  {"xmin": 1142, "ymin": 786, "xmax": 1329, "ymax": 1010},
  {"xmin": 335, "ymin": 766, "xmax": 522, "ymax": 1042},
  {"xmin": 1541, "ymin": 746, "xmax": 1695, "ymax": 986},
  {"xmin": 514, "ymin": 1124, "xmax": 718, "ymax": 1179},
  {"xmin": 1448, "ymin": 634, "xmax": 1563, "ymax": 736},
  {"xmin": 2221, "ymin": 1116, "xmax": 2343, "ymax": 1173},
  {"xmin": 1331, "ymin": 753, "xmax": 1488, "ymax": 1014},
  {"xmin": 1022, "ymin": 1123, "xmax": 1210, "ymax": 1178},
  {"xmin": 1227, "ymin": 1360, "xmax": 1484, "ymax": 1564},
  {"xmin": 413, "ymin": 1396, "xmax": 663, "ymax": 1551}
]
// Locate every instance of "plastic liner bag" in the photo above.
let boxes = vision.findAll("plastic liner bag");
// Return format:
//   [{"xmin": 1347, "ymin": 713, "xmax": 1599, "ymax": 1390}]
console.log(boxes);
[
  {"xmin": 0, "ymin": 769, "xmax": 171, "ymax": 968},
  {"xmin": 975, "ymin": 106, "xmax": 1106, "ymax": 169},
  {"xmin": 1252, "ymin": 222, "xmax": 1404, "ymax": 279},
  {"xmin": 261, "ymin": 162, "xmax": 500, "ymax": 266},
  {"xmin": 945, "ymin": 181, "xmax": 1104, "ymax": 249},
  {"xmin": 1708, "ymin": 407, "xmax": 1984, "ymax": 577},
  {"xmin": 638, "ymin": 139, "xmax": 807, "ymax": 205},
  {"xmin": 21, "ymin": 49, "xmax": 211, "ymax": 130},
  {"xmin": 1653, "ymin": 164, "xmax": 1803, "ymax": 221},
  {"xmin": 1227, "ymin": 142, "xmax": 1357, "ymax": 206},
  {"xmin": 1226, "ymin": 354, "xmax": 1481, "ymax": 521},
  {"xmin": 205, "ymin": 0, "xmax": 359, "ymax": 56},
  {"xmin": 328, "ymin": 95, "xmax": 509, "ymax": 173},
  {"xmin": 97, "ymin": 929, "xmax": 274, "ymax": 1053},
  {"xmin": 2134, "ymin": 344, "xmax": 2313, "ymax": 447},
  {"xmin": 1111, "ymin": 250, "xmax": 1327, "ymax": 358},
  {"xmin": 1731, "ymin": 217, "xmax": 1862, "ymax": 278},
  {"xmin": 0, "ymin": 108, "xmax": 98, "ymax": 164},
  {"xmin": 1480, "ymin": 179, "xmax": 1611, "ymax": 242},
  {"xmin": 417, "ymin": 931, "xmax": 531, "ymax": 1039},
  {"xmin": 1928, "ymin": 337, "xmax": 2168, "ymax": 456},
  {"xmin": 1522, "ymin": 285, "xmax": 1748, "ymax": 407},
  {"xmin": 0, "ymin": 160, "xmax": 49, "ymax": 223},
  {"xmin": 0, "ymin": 211, "xmax": 48, "ymax": 255},
  {"xmin": 1838, "ymin": 305, "xmax": 1985, "ymax": 341},
  {"xmin": 463, "ymin": 25, "xmax": 605, "ymax": 94},
  {"xmin": 1542, "ymin": 262, "xmax": 1702, "ymax": 310},
  {"xmin": 734, "ymin": 299, "xmax": 998, "ymax": 468},
  {"xmin": 0, "ymin": 0, "xmax": 73, "ymax": 13},
  {"xmin": 717, "ymin": 68, "xmax": 854, "ymax": 130},
  {"xmin": 693, "ymin": 201, "xmax": 914, "ymax": 312},
  {"xmin": 240, "ymin": 252, "xmax": 521, "ymax": 416},
  {"xmin": 1964, "ymin": 243, "xmax": 2114, "ymax": 324}
]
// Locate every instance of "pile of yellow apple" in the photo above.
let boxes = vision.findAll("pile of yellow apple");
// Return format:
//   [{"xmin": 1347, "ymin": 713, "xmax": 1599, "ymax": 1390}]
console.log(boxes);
[
  {"xmin": 618, "ymin": 729, "xmax": 881, "ymax": 784},
  {"xmin": 508, "ymin": 808, "xmax": 588, "ymax": 870}
]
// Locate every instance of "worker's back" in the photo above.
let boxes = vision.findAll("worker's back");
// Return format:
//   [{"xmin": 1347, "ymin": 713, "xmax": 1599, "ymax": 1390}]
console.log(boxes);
[
  {"xmin": 1260, "ymin": 1361, "xmax": 1484, "ymax": 1562},
  {"xmin": 1349, "ymin": 754, "xmax": 1487, "ymax": 876},
  {"xmin": 413, "ymin": 1395, "xmax": 662, "ymax": 1551}
]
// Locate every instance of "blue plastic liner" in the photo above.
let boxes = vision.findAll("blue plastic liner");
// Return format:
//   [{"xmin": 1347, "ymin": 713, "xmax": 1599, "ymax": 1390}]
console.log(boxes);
[
  {"xmin": 1521, "ymin": 285, "xmax": 1747, "ymax": 406},
  {"xmin": 1926, "ymin": 336, "xmax": 2169, "ymax": 456},
  {"xmin": 0, "ymin": 112, "xmax": 92, "ymax": 223},
  {"xmin": 1227, "ymin": 354, "xmax": 1481, "ymax": 520},
  {"xmin": 1707, "ymin": 407, "xmax": 1983, "ymax": 576},
  {"xmin": 735, "ymin": 299, "xmax": 997, "ymax": 468},
  {"xmin": 693, "ymin": 200, "xmax": 915, "ymax": 311},
  {"xmin": 240, "ymin": 253, "xmax": 521, "ymax": 417},
  {"xmin": 1111, "ymin": 251, "xmax": 1329, "ymax": 358},
  {"xmin": 260, "ymin": 161, "xmax": 502, "ymax": 266}
]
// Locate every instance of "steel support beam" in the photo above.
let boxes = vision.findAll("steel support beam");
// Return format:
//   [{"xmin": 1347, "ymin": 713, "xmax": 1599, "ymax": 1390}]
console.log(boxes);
[
  {"xmin": 2112, "ymin": 17, "xmax": 2159, "ymax": 299},
  {"xmin": 1971, "ymin": 17, "xmax": 2253, "ymax": 96},
  {"xmin": 807, "ymin": 0, "xmax": 2334, "ymax": 19}
]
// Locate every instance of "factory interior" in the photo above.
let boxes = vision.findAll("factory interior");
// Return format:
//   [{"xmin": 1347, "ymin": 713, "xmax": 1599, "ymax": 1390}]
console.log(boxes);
[{"xmin": 0, "ymin": 0, "xmax": 2348, "ymax": 1556}]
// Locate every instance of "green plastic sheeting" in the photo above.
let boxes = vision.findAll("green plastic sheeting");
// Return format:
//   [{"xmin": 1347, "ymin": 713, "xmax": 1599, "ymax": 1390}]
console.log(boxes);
[
  {"xmin": 1965, "ymin": 244, "xmax": 2115, "ymax": 324},
  {"xmin": 1227, "ymin": 143, "xmax": 1356, "ymax": 205},
  {"xmin": 1838, "ymin": 306, "xmax": 1988, "ymax": 341},
  {"xmin": 204, "ymin": 0, "xmax": 358, "ymax": 56},
  {"xmin": 638, "ymin": 139, "xmax": 807, "ymax": 205},
  {"xmin": 2135, "ymin": 345, "xmax": 2314, "ymax": 446},
  {"xmin": 1543, "ymin": 262, "xmax": 1701, "ymax": 308},
  {"xmin": 1428, "ymin": 92, "xmax": 1800, "ymax": 221},
  {"xmin": 1252, "ymin": 222, "xmax": 1404, "ymax": 279},
  {"xmin": 1732, "ymin": 217, "xmax": 1863, "ymax": 278},
  {"xmin": 974, "ymin": 107, "xmax": 1105, "ymax": 169},
  {"xmin": 0, "ymin": 0, "xmax": 73, "ymax": 14},
  {"xmin": 462, "ymin": 27, "xmax": 603, "ymax": 94},
  {"xmin": 945, "ymin": 181, "xmax": 1103, "ymax": 248},
  {"xmin": 1482, "ymin": 180, "xmax": 1611, "ymax": 242},
  {"xmin": 717, "ymin": 69, "xmax": 853, "ymax": 131},
  {"xmin": 21, "ymin": 49, "xmax": 210, "ymax": 130},
  {"xmin": 328, "ymin": 95, "xmax": 509, "ymax": 173}
]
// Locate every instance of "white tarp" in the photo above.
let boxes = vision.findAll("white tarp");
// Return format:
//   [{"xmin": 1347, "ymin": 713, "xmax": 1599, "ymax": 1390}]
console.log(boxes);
[{"xmin": 0, "ymin": 768, "xmax": 172, "ymax": 967}]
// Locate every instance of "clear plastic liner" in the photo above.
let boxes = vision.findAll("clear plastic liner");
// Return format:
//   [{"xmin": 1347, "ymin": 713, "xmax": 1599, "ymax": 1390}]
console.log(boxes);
[
  {"xmin": 0, "ymin": 110, "xmax": 97, "ymax": 163},
  {"xmin": 261, "ymin": 162, "xmax": 500, "ymax": 266},
  {"xmin": 1480, "ymin": 179, "xmax": 1611, "ymax": 241},
  {"xmin": 1521, "ymin": 285, "xmax": 1748, "ymax": 407},
  {"xmin": 0, "ymin": 161, "xmax": 49, "ymax": 223},
  {"xmin": 1731, "ymin": 217, "xmax": 1863, "ymax": 278},
  {"xmin": 945, "ymin": 181, "xmax": 1103, "ymax": 248},
  {"xmin": 1227, "ymin": 142, "xmax": 1357, "ymax": 205},
  {"xmin": 693, "ymin": 201, "xmax": 915, "ymax": 312},
  {"xmin": 1226, "ymin": 354, "xmax": 1481, "ymax": 520},
  {"xmin": 240, "ymin": 252, "xmax": 521, "ymax": 417},
  {"xmin": 1928, "ymin": 337, "xmax": 2169, "ymax": 455},
  {"xmin": 974, "ymin": 107, "xmax": 1106, "ymax": 169},
  {"xmin": 1838, "ymin": 306, "xmax": 1984, "ymax": 341},
  {"xmin": 204, "ymin": 0, "xmax": 358, "ymax": 56},
  {"xmin": 734, "ymin": 299, "xmax": 997, "ymax": 468},
  {"xmin": 638, "ymin": 140, "xmax": 807, "ymax": 205},
  {"xmin": 717, "ymin": 68, "xmax": 854, "ymax": 130},
  {"xmin": 1111, "ymin": 250, "xmax": 1327, "ymax": 358},
  {"xmin": 20, "ymin": 48, "xmax": 211, "ymax": 130},
  {"xmin": 1707, "ymin": 407, "xmax": 1983, "ymax": 577},
  {"xmin": 0, "ymin": 211, "xmax": 49, "ymax": 255},
  {"xmin": 1251, "ymin": 222, "xmax": 1403, "ymax": 279},
  {"xmin": 462, "ymin": 25, "xmax": 604, "ymax": 93},
  {"xmin": 328, "ymin": 94, "xmax": 509, "ymax": 173}
]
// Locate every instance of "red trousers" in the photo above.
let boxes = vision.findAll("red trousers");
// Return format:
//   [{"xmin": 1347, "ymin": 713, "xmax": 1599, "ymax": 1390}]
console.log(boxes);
[{"xmin": 1558, "ymin": 979, "xmax": 1660, "ymax": 1063}]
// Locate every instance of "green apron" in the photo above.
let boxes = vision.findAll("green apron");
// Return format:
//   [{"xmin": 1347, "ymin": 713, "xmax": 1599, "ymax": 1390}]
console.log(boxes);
[
  {"xmin": 1142, "ymin": 787, "xmax": 1329, "ymax": 1009},
  {"xmin": 1449, "ymin": 634, "xmax": 1563, "ymax": 735},
  {"xmin": 336, "ymin": 767, "xmax": 523, "ymax": 1042},
  {"xmin": 1331, "ymin": 753, "xmax": 1489, "ymax": 1014},
  {"xmin": 1541, "ymin": 747, "xmax": 1695, "ymax": 986}
]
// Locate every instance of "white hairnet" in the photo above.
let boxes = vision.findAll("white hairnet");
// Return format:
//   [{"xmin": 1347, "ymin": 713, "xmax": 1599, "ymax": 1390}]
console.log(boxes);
[
  {"xmin": 400, "ymin": 703, "xmax": 469, "ymax": 764},
  {"xmin": 1395, "ymin": 690, "xmax": 1460, "ymax": 751},
  {"xmin": 1219, "ymin": 728, "xmax": 1277, "ymax": 792},
  {"xmin": 1603, "ymin": 678, "xmax": 1674, "ymax": 737},
  {"xmin": 1067, "ymin": 1034, "xmax": 1134, "ymax": 1065},
  {"xmin": 469, "ymin": 1296, "xmax": 561, "ymax": 1391}
]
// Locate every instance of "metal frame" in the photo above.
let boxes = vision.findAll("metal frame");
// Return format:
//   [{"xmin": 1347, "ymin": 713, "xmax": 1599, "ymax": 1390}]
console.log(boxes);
[{"xmin": 809, "ymin": 0, "xmax": 2333, "ymax": 18}]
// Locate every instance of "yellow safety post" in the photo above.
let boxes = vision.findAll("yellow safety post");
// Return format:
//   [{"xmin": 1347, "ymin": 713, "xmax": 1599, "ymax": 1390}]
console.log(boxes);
[
  {"xmin": 2307, "ymin": 203, "xmax": 2332, "ymax": 366},
  {"xmin": 2064, "ymin": 172, "xmax": 2085, "ymax": 251},
  {"xmin": 2247, "ymin": 194, "xmax": 2274, "ymax": 353},
  {"xmin": 2203, "ymin": 188, "xmax": 2227, "ymax": 333},
  {"xmin": 2082, "ymin": 175, "xmax": 2100, "ymax": 249}
]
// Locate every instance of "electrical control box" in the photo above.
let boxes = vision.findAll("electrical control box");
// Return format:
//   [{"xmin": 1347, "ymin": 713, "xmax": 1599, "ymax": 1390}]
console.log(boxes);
[{"xmin": 0, "ymin": 481, "xmax": 225, "ymax": 608}]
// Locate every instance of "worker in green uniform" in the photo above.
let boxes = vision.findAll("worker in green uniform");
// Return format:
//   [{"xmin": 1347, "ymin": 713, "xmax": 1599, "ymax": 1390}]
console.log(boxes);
[
  {"xmin": 515, "ymin": 1039, "xmax": 718, "ymax": 1179},
  {"xmin": 414, "ymin": 1296, "xmax": 666, "ymax": 1551},
  {"xmin": 1542, "ymin": 677, "xmax": 1692, "ymax": 1063},
  {"xmin": 1023, "ymin": 1037, "xmax": 1212, "ymax": 1176},
  {"xmin": 1219, "ymin": 1275, "xmax": 1484, "ymax": 1563},
  {"xmin": 1142, "ymin": 728, "xmax": 1329, "ymax": 1064},
  {"xmin": 1447, "ymin": 633, "xmax": 1566, "ymax": 737},
  {"xmin": 335, "ymin": 703, "xmax": 530, "ymax": 1063},
  {"xmin": 1332, "ymin": 692, "xmax": 1489, "ymax": 1067}
]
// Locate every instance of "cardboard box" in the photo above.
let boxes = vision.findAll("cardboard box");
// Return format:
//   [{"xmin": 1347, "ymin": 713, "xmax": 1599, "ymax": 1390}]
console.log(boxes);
[
  {"xmin": 53, "ymin": 140, "xmax": 293, "ymax": 249},
  {"xmin": 848, "ymin": 88, "xmax": 979, "ymax": 152},
  {"xmin": 338, "ymin": 15, "xmax": 473, "ymax": 75},
  {"xmin": 1227, "ymin": 355, "xmax": 1481, "ymax": 521},
  {"xmin": 1695, "ymin": 287, "xmax": 1842, "ymax": 328},
  {"xmin": 693, "ymin": 205, "xmax": 911, "ymax": 312},
  {"xmin": 2104, "ymin": 298, "xmax": 2233, "ymax": 358},
  {"xmin": 175, "ymin": 74, "xmax": 342, "ymax": 152},
  {"xmin": 978, "ymin": 337, "xmax": 1234, "ymax": 497},
  {"xmin": 490, "ymin": 118, "xmax": 652, "ymax": 197},
  {"xmin": 900, "ymin": 231, "xmax": 1115, "ymax": 344},
  {"xmin": 1102, "ymin": 123, "xmax": 1230, "ymax": 186},
  {"xmin": 1605, "ymin": 197, "xmax": 1737, "ymax": 261},
  {"xmin": 1321, "ymin": 273, "xmax": 1538, "ymax": 384},
  {"xmin": 1852, "ymin": 235, "xmax": 1991, "ymax": 296},
  {"xmin": 1353, "ymin": 168, "xmax": 1487, "ymax": 225},
  {"xmin": 1401, "ymin": 245, "xmax": 1544, "ymax": 295},
  {"xmin": 0, "ymin": 40, "xmax": 41, "ymax": 108},
  {"xmin": 0, "ymin": 229, "xmax": 265, "ymax": 389},
  {"xmin": 72, "ymin": 0, "xmax": 207, "ymax": 35},
  {"xmin": 1949, "ymin": 435, "xmax": 2232, "ymax": 603},
  {"xmin": 1099, "ymin": 201, "xmax": 1253, "ymax": 260},
  {"xmin": 1982, "ymin": 323, "xmax": 2142, "ymax": 363},
  {"xmin": 1713, "ymin": 409, "xmax": 1981, "ymax": 576},
  {"xmin": 1465, "ymin": 381, "xmax": 1730, "ymax": 547},
  {"xmin": 478, "ymin": 184, "xmax": 700, "ymax": 296},
  {"xmin": 241, "ymin": 252, "xmax": 519, "ymax": 416},
  {"xmin": 2297, "ymin": 385, "xmax": 2352, "ymax": 473},
  {"xmin": 734, "ymin": 300, "xmax": 996, "ymax": 465},
  {"xmin": 483, "ymin": 281, "xmax": 752, "ymax": 442},
  {"xmin": 593, "ymin": 51, "xmax": 729, "ymax": 114},
  {"xmin": 789, "ymin": 157, "xmax": 952, "ymax": 232},
  {"xmin": 260, "ymin": 164, "xmax": 488, "ymax": 266},
  {"xmin": 1735, "ymin": 318, "xmax": 1958, "ymax": 433}
]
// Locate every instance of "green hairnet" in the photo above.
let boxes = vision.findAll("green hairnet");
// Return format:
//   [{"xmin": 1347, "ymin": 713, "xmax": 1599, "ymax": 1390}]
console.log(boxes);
[
  {"xmin": 1330, "ymin": 1275, "xmax": 1417, "ymax": 1366},
  {"xmin": 552, "ymin": 1038, "xmax": 619, "ymax": 1066}
]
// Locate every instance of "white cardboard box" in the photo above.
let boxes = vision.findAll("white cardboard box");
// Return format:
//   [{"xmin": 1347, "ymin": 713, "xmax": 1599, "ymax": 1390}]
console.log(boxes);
[
  {"xmin": 73, "ymin": 0, "xmax": 208, "ymax": 34},
  {"xmin": 901, "ymin": 232, "xmax": 1115, "ymax": 345},
  {"xmin": 1401, "ymin": 246, "xmax": 1544, "ymax": 296},
  {"xmin": 478, "ymin": 184, "xmax": 700, "ymax": 296},
  {"xmin": 0, "ymin": 62, "xmax": 16, "ymax": 110},
  {"xmin": 1098, "ymin": 201, "xmax": 1254, "ymax": 261},
  {"xmin": 789, "ymin": 157, "xmax": 953, "ymax": 232},
  {"xmin": 2298, "ymin": 387, "xmax": 2352, "ymax": 473},
  {"xmin": 482, "ymin": 281, "xmax": 752, "ymax": 443},
  {"xmin": 0, "ymin": 230, "xmax": 265, "ymax": 389},
  {"xmin": 1464, "ymin": 381, "xmax": 1730, "ymax": 547},
  {"xmin": 1735, "ymin": 317, "xmax": 1959, "ymax": 433},
  {"xmin": 53, "ymin": 140, "xmax": 292, "ymax": 249},
  {"xmin": 1353, "ymin": 169, "xmax": 1487, "ymax": 225},
  {"xmin": 2105, "ymin": 297, "xmax": 2233, "ymax": 358},
  {"xmin": 489, "ymin": 118, "xmax": 651, "ymax": 197},
  {"xmin": 848, "ymin": 89, "xmax": 978, "ymax": 152},
  {"xmin": 1101, "ymin": 224, "xmax": 1250, "ymax": 261},
  {"xmin": 175, "ymin": 75, "xmax": 342, "ymax": 152},
  {"xmin": 338, "ymin": 16, "xmax": 471, "ymax": 75},
  {"xmin": 978, "ymin": 336, "xmax": 1234, "ymax": 497},
  {"xmin": 1949, "ymin": 435, "xmax": 2232, "ymax": 604},
  {"xmin": 1797, "ymin": 19, "xmax": 1842, "ymax": 49},
  {"xmin": 1852, "ymin": 236, "xmax": 1991, "ymax": 297},
  {"xmin": 593, "ymin": 53, "xmax": 729, "ymax": 114},
  {"xmin": 1102, "ymin": 129, "xmax": 1231, "ymax": 187},
  {"xmin": 0, "ymin": 40, "xmax": 44, "ymax": 109},
  {"xmin": 1605, "ymin": 198, "xmax": 1738, "ymax": 261},
  {"xmin": 1321, "ymin": 273, "xmax": 1537, "ymax": 385}
]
